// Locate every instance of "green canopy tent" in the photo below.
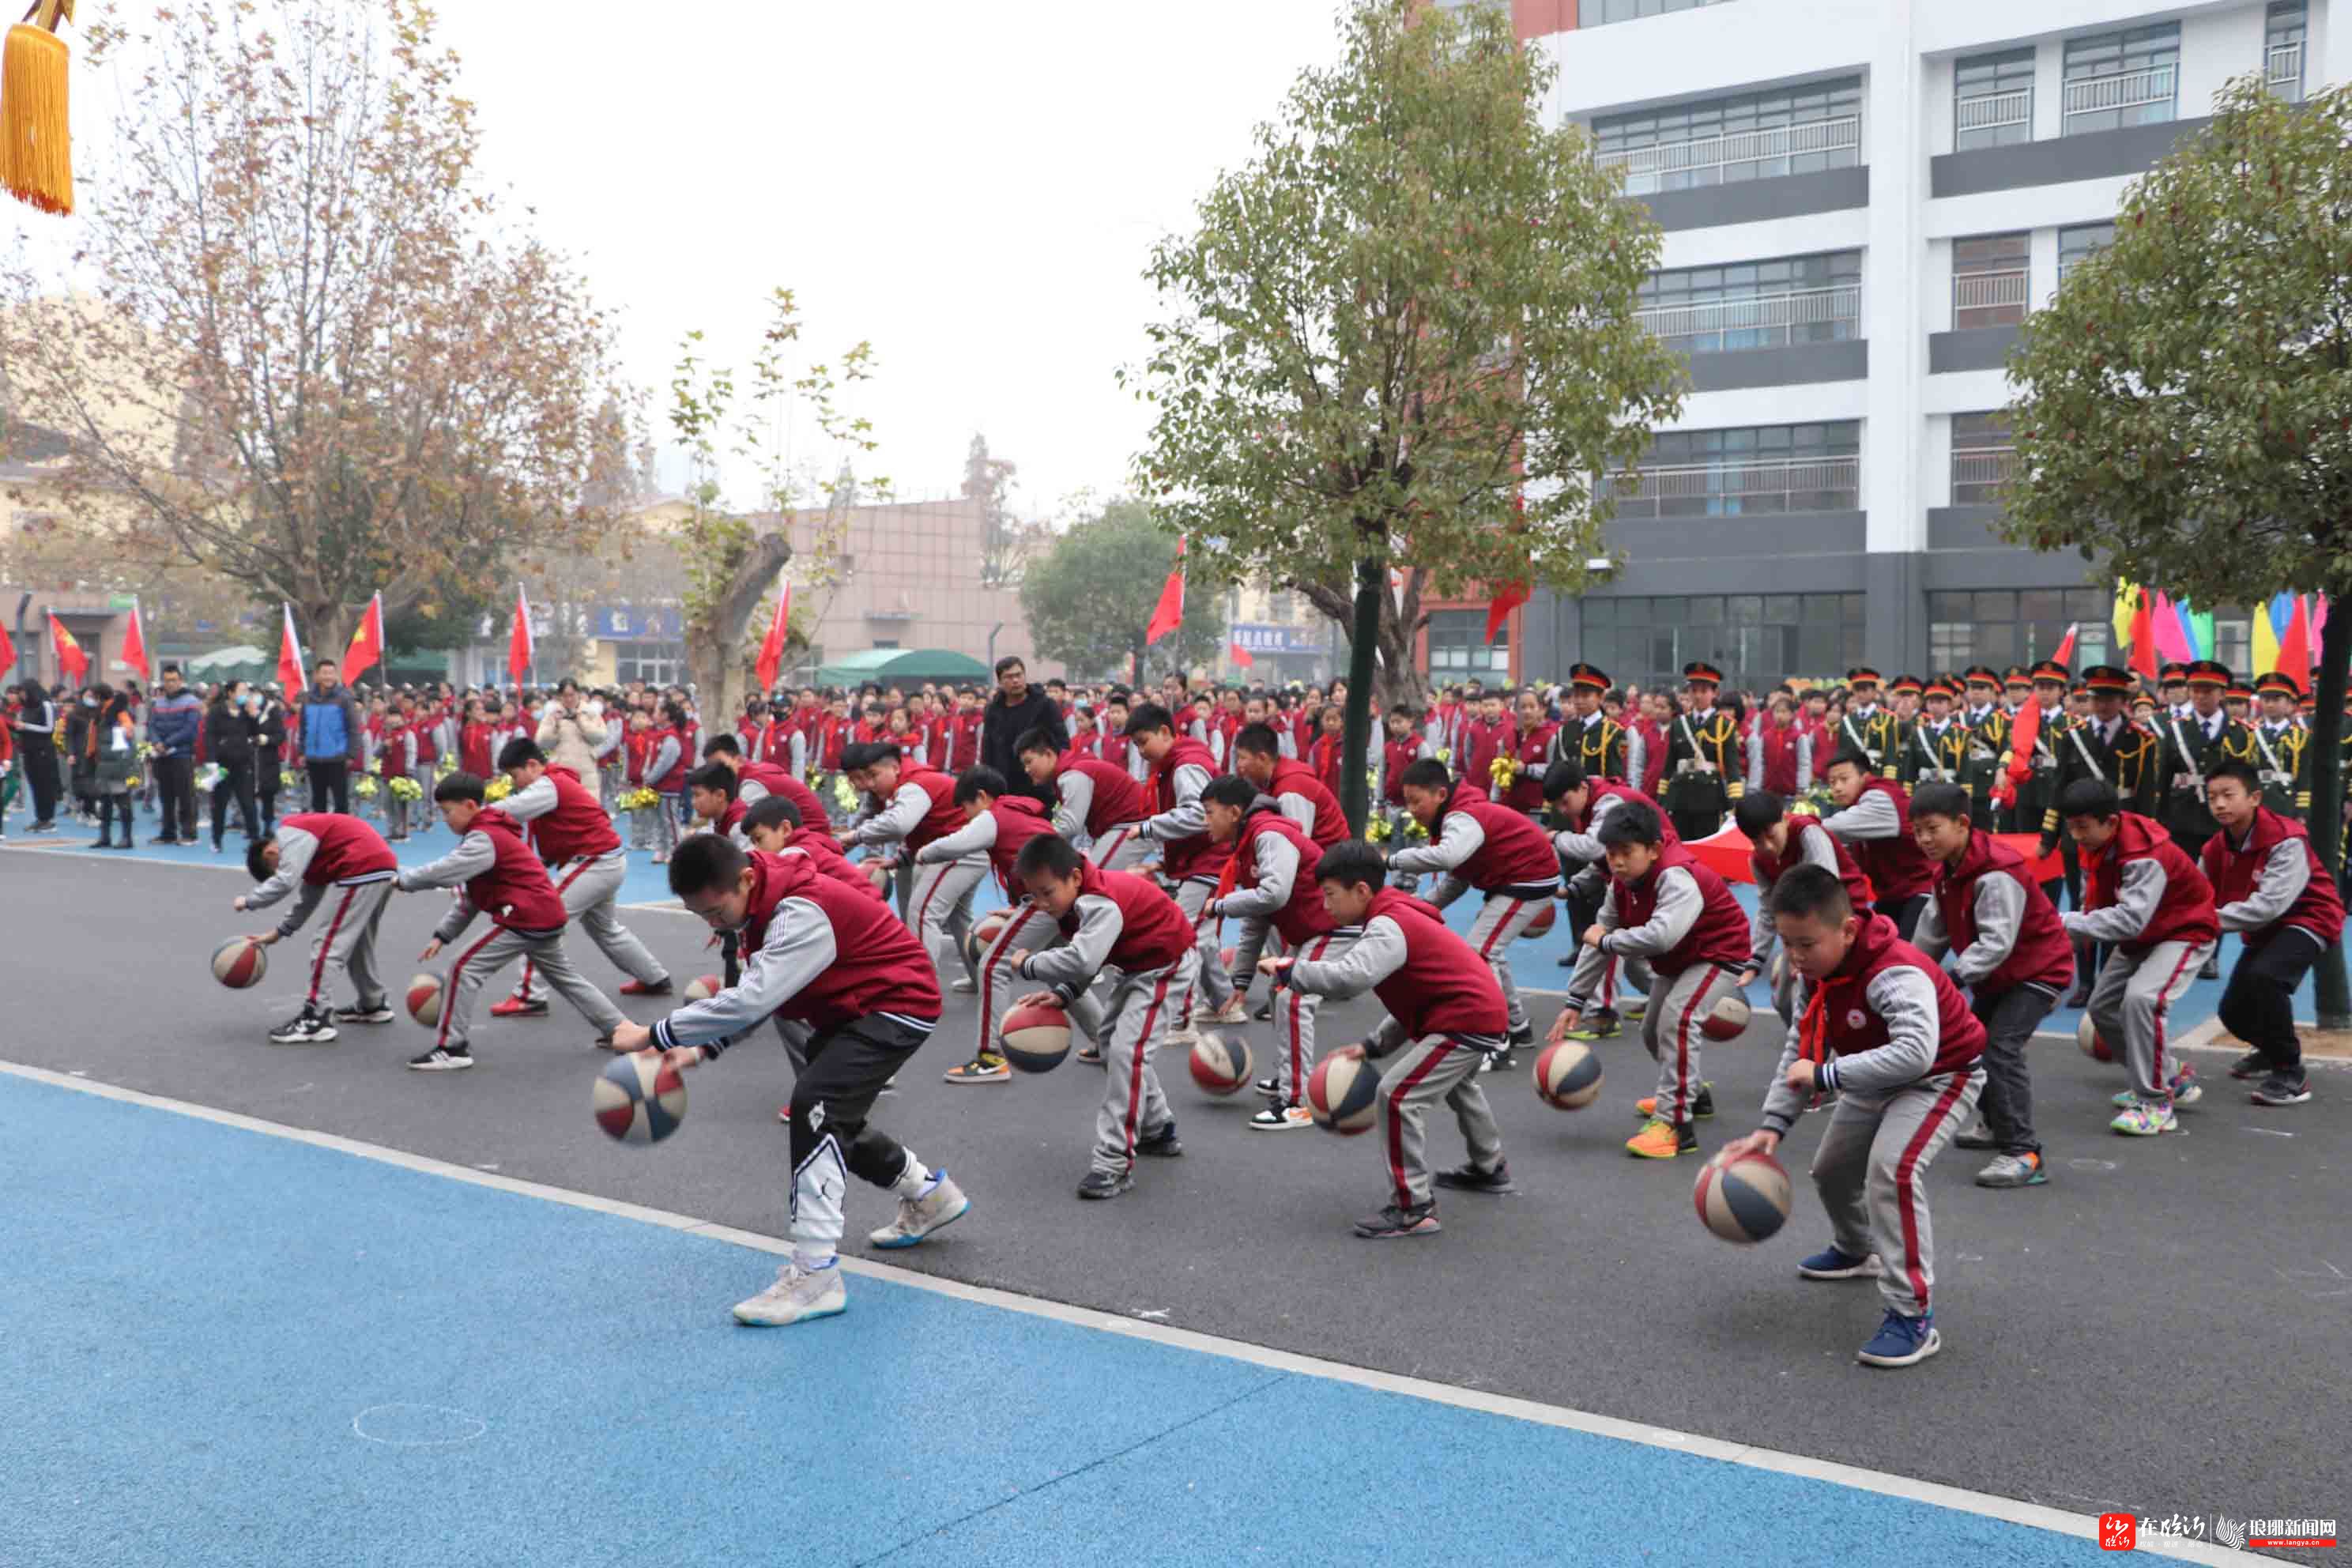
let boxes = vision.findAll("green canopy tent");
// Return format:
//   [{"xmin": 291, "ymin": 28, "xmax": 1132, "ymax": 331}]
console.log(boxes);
[
  {"xmin": 179, "ymin": 644, "xmax": 272, "ymax": 680},
  {"xmin": 814, "ymin": 648, "xmax": 993, "ymax": 688}
]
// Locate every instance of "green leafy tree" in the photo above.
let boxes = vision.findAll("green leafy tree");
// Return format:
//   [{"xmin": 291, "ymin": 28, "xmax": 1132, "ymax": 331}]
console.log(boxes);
[
  {"xmin": 2001, "ymin": 77, "xmax": 2352, "ymax": 1026},
  {"xmin": 1021, "ymin": 498, "xmax": 1226, "ymax": 680},
  {"xmin": 1123, "ymin": 0, "xmax": 1683, "ymax": 830}
]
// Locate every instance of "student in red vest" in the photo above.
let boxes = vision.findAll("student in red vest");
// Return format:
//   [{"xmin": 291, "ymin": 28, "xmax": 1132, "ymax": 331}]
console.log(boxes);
[
  {"xmin": 236, "ymin": 811, "xmax": 400, "ymax": 1044},
  {"xmin": 1125, "ymin": 701, "xmax": 1238, "ymax": 1041},
  {"xmin": 1455, "ymin": 691, "xmax": 1515, "ymax": 799},
  {"xmin": 1376, "ymin": 705, "xmax": 1430, "ymax": 842},
  {"xmin": 489, "ymin": 739, "xmax": 673, "ymax": 1015},
  {"xmin": 1908, "ymin": 782, "xmax": 2073, "ymax": 1189},
  {"xmin": 1542, "ymin": 761, "xmax": 1678, "ymax": 1036},
  {"xmin": 741, "ymin": 791, "xmax": 879, "ymax": 898},
  {"xmin": 1008, "ymin": 833, "xmax": 1198, "ymax": 1200},
  {"xmin": 1199, "ymin": 775, "xmax": 1351, "ymax": 1129},
  {"xmin": 392, "ymin": 771, "xmax": 628, "ymax": 1070},
  {"xmin": 1732, "ymin": 790, "xmax": 1874, "ymax": 1027},
  {"xmin": 1749, "ymin": 692, "xmax": 1805, "ymax": 797},
  {"xmin": 1227, "ymin": 721, "xmax": 1351, "ymax": 1018},
  {"xmin": 376, "ymin": 710, "xmax": 416, "ymax": 842},
  {"xmin": 1385, "ymin": 758, "xmax": 1558, "ymax": 1065},
  {"xmin": 839, "ymin": 741, "xmax": 983, "ymax": 993},
  {"xmin": 2202, "ymin": 759, "xmax": 2343, "ymax": 1107},
  {"xmin": 646, "ymin": 701, "xmax": 690, "ymax": 865},
  {"xmin": 1502, "ymin": 688, "xmax": 1559, "ymax": 814},
  {"xmin": 1819, "ymin": 751, "xmax": 1935, "ymax": 940},
  {"xmin": 701, "ymin": 733, "xmax": 830, "ymax": 833},
  {"xmin": 1019, "ymin": 726, "xmax": 1153, "ymax": 872},
  {"xmin": 1552, "ymin": 799, "xmax": 1751, "ymax": 1157},
  {"xmin": 611, "ymin": 835, "xmax": 963, "ymax": 1327},
  {"xmin": 1717, "ymin": 865, "xmax": 1988, "ymax": 1369},
  {"xmin": 1275, "ymin": 840, "xmax": 1511, "ymax": 1238},
  {"xmin": 2058, "ymin": 778, "xmax": 2220, "ymax": 1136}
]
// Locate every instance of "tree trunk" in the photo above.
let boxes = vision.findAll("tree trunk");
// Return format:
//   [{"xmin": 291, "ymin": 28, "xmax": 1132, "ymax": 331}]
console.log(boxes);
[
  {"xmin": 299, "ymin": 600, "xmax": 354, "ymax": 683},
  {"xmin": 2309, "ymin": 586, "xmax": 2350, "ymax": 1029},
  {"xmin": 1340, "ymin": 555, "xmax": 1384, "ymax": 835},
  {"xmin": 686, "ymin": 533, "xmax": 793, "ymax": 732}
]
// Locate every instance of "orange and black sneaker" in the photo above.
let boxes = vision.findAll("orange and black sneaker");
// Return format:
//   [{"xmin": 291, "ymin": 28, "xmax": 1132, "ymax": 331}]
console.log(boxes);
[
  {"xmin": 1625, "ymin": 1117, "xmax": 1697, "ymax": 1159},
  {"xmin": 944, "ymin": 1053, "xmax": 1010, "ymax": 1085}
]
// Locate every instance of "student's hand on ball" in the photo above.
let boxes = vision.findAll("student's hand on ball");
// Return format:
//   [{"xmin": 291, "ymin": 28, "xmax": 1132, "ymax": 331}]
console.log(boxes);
[
  {"xmin": 655, "ymin": 1044, "xmax": 706, "ymax": 1073},
  {"xmin": 244, "ymin": 931, "xmax": 279, "ymax": 948},
  {"xmin": 1010, "ymin": 990, "xmax": 1057, "ymax": 1012},
  {"xmin": 420, "ymin": 938, "xmax": 443, "ymax": 961},
  {"xmin": 1721, "ymin": 1129, "xmax": 1780, "ymax": 1161},
  {"xmin": 1782, "ymin": 1057, "xmax": 1819, "ymax": 1091},
  {"xmin": 1330, "ymin": 1042, "xmax": 1366, "ymax": 1063},
  {"xmin": 609, "ymin": 1021, "xmax": 653, "ymax": 1054}
]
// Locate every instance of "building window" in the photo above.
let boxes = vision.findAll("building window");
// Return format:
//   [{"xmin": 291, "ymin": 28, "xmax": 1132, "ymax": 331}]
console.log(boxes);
[
  {"xmin": 2062, "ymin": 24, "xmax": 2179, "ymax": 134},
  {"xmin": 1427, "ymin": 609, "xmax": 1510, "ymax": 678},
  {"xmin": 1951, "ymin": 232, "xmax": 2030, "ymax": 329},
  {"xmin": 1592, "ymin": 77, "xmax": 1862, "ymax": 195},
  {"xmin": 2056, "ymin": 222, "xmax": 2115, "ymax": 289},
  {"xmin": 1581, "ymin": 594, "xmax": 1864, "ymax": 688},
  {"xmin": 1267, "ymin": 590, "xmax": 1295, "ymax": 622},
  {"xmin": 1928, "ymin": 589, "xmax": 2112, "ymax": 673},
  {"xmin": 1578, "ymin": 0, "xmax": 1730, "ymax": 24},
  {"xmin": 1950, "ymin": 413, "xmax": 2014, "ymax": 506},
  {"xmin": 612, "ymin": 644, "xmax": 684, "ymax": 687},
  {"xmin": 1636, "ymin": 251, "xmax": 1861, "ymax": 354},
  {"xmin": 1611, "ymin": 422, "xmax": 1861, "ymax": 518},
  {"xmin": 2267, "ymin": 2, "xmax": 2307, "ymax": 101},
  {"xmin": 1954, "ymin": 47, "xmax": 2034, "ymax": 150}
]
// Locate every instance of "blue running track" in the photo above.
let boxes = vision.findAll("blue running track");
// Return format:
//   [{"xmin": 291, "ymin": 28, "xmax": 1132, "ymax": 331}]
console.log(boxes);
[{"xmin": 5, "ymin": 1069, "xmax": 2160, "ymax": 1567}]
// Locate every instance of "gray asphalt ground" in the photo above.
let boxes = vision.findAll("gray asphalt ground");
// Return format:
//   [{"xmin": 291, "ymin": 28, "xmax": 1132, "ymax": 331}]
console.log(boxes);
[{"xmin": 9, "ymin": 843, "xmax": 2349, "ymax": 1548}]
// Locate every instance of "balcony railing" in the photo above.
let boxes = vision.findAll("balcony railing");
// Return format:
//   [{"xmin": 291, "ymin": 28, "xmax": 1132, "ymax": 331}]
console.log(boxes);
[
  {"xmin": 1956, "ymin": 88, "xmax": 2031, "ymax": 134},
  {"xmin": 1635, "ymin": 284, "xmax": 1860, "ymax": 346},
  {"xmin": 1950, "ymin": 447, "xmax": 2015, "ymax": 493},
  {"xmin": 1952, "ymin": 268, "xmax": 2028, "ymax": 320},
  {"xmin": 1607, "ymin": 455, "xmax": 1860, "ymax": 514},
  {"xmin": 2061, "ymin": 62, "xmax": 2176, "ymax": 122},
  {"xmin": 1596, "ymin": 115, "xmax": 1860, "ymax": 187},
  {"xmin": 2267, "ymin": 40, "xmax": 2305, "ymax": 87}
]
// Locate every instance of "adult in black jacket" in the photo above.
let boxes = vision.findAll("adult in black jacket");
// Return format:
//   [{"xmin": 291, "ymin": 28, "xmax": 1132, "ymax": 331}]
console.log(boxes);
[
  {"xmin": 254, "ymin": 691, "xmax": 288, "ymax": 835},
  {"xmin": 61, "ymin": 687, "xmax": 96, "ymax": 824},
  {"xmin": 10, "ymin": 680, "xmax": 61, "ymax": 831},
  {"xmin": 979, "ymin": 656, "xmax": 1065, "ymax": 805},
  {"xmin": 206, "ymin": 680, "xmax": 262, "ymax": 850}
]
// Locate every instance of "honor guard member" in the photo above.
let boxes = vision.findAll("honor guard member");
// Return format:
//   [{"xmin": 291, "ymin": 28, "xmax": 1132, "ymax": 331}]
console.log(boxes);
[
  {"xmin": 1905, "ymin": 679, "xmax": 1969, "ymax": 790},
  {"xmin": 2224, "ymin": 680, "xmax": 2256, "ymax": 729},
  {"xmin": 1883, "ymin": 676, "xmax": 1924, "ymax": 781},
  {"xmin": 1958, "ymin": 666, "xmax": 2011, "ymax": 826},
  {"xmin": 2158, "ymin": 662, "xmax": 2192, "ymax": 719},
  {"xmin": 1661, "ymin": 661, "xmax": 1743, "ymax": 843},
  {"xmin": 1564, "ymin": 664, "xmax": 1626, "ymax": 783},
  {"xmin": 2249, "ymin": 672, "xmax": 2311, "ymax": 820},
  {"xmin": 2156, "ymin": 660, "xmax": 2255, "ymax": 975},
  {"xmin": 1838, "ymin": 669, "xmax": 1899, "ymax": 778}
]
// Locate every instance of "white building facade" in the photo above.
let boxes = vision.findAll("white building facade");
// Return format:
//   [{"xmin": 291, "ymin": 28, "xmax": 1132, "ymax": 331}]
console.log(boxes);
[{"xmin": 1515, "ymin": 0, "xmax": 2328, "ymax": 688}]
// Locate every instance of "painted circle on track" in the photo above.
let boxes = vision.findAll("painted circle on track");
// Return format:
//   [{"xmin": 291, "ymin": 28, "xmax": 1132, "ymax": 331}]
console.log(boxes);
[
  {"xmin": 352, "ymin": 1403, "xmax": 488, "ymax": 1447},
  {"xmin": 2067, "ymin": 1158, "xmax": 2119, "ymax": 1172}
]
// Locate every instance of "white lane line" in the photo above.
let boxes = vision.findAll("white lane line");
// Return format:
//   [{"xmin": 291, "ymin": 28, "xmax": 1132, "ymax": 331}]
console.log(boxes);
[{"xmin": 0, "ymin": 1057, "xmax": 2261, "ymax": 1566}]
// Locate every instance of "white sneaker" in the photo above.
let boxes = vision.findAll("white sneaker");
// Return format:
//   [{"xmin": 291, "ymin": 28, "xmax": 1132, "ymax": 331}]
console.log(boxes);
[
  {"xmin": 732, "ymin": 1261, "xmax": 847, "ymax": 1326},
  {"xmin": 1205, "ymin": 995, "xmax": 1251, "ymax": 1026},
  {"xmin": 949, "ymin": 976, "xmax": 977, "ymax": 993},
  {"xmin": 868, "ymin": 1174, "xmax": 970, "ymax": 1250},
  {"xmin": 1163, "ymin": 1024, "xmax": 1200, "ymax": 1048}
]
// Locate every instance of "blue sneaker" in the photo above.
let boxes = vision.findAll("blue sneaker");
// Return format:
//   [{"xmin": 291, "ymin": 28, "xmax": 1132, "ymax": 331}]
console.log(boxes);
[
  {"xmin": 1857, "ymin": 1308, "xmax": 1940, "ymax": 1368},
  {"xmin": 1798, "ymin": 1246, "xmax": 1884, "ymax": 1281}
]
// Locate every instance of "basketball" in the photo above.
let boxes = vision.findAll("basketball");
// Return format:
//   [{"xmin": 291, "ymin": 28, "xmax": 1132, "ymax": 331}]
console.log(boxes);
[
  {"xmin": 1521, "ymin": 901, "xmax": 1556, "ymax": 938},
  {"xmin": 1306, "ymin": 1053, "xmax": 1381, "ymax": 1135},
  {"xmin": 683, "ymin": 974, "xmax": 722, "ymax": 1002},
  {"xmin": 1532, "ymin": 1039, "xmax": 1603, "ymax": 1110},
  {"xmin": 1699, "ymin": 992, "xmax": 1752, "ymax": 1042},
  {"xmin": 965, "ymin": 911, "xmax": 1010, "ymax": 970},
  {"xmin": 1000, "ymin": 1000, "xmax": 1073, "ymax": 1073},
  {"xmin": 2078, "ymin": 1015, "xmax": 2113, "ymax": 1062},
  {"xmin": 1694, "ymin": 1149, "xmax": 1792, "ymax": 1244},
  {"xmin": 592, "ymin": 1052, "xmax": 688, "ymax": 1145},
  {"xmin": 210, "ymin": 937, "xmax": 266, "ymax": 989},
  {"xmin": 405, "ymin": 974, "xmax": 443, "ymax": 1027},
  {"xmin": 1188, "ymin": 1031, "xmax": 1253, "ymax": 1096}
]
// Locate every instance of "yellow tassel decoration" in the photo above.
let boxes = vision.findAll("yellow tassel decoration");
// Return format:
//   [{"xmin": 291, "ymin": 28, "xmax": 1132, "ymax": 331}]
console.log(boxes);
[{"xmin": 1, "ymin": 0, "xmax": 73, "ymax": 217}]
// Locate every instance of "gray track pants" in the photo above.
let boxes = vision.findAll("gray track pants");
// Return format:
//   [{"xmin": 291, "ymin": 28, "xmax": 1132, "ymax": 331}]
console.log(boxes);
[
  {"xmin": 1642, "ymin": 963, "xmax": 1744, "ymax": 1124},
  {"xmin": 1166, "ymin": 875, "xmax": 1234, "ymax": 1029},
  {"xmin": 301, "ymin": 880, "xmax": 392, "ymax": 1011},
  {"xmin": 1086, "ymin": 822, "xmax": 1151, "ymax": 873},
  {"xmin": 516, "ymin": 853, "xmax": 669, "ymax": 1001},
  {"xmin": 1810, "ymin": 1065, "xmax": 1985, "ymax": 1317},
  {"xmin": 1376, "ymin": 1035, "xmax": 1505, "ymax": 1211},
  {"xmin": 1464, "ymin": 891, "xmax": 1547, "ymax": 1036},
  {"xmin": 1093, "ymin": 950, "xmax": 1197, "ymax": 1175},
  {"xmin": 1270, "ymin": 929, "xmax": 1351, "ymax": 1102},
  {"xmin": 2086, "ymin": 937, "xmax": 2212, "ymax": 1102},
  {"xmin": 976, "ymin": 900, "xmax": 1106, "ymax": 1057},
  {"xmin": 437, "ymin": 924, "xmax": 627, "ymax": 1053},
  {"xmin": 910, "ymin": 857, "xmax": 985, "ymax": 989}
]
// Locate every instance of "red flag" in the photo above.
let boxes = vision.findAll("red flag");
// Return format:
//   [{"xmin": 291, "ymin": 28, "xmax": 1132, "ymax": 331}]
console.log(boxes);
[
  {"xmin": 2278, "ymin": 594, "xmax": 2312, "ymax": 689},
  {"xmin": 507, "ymin": 583, "xmax": 534, "ymax": 684},
  {"xmin": 275, "ymin": 604, "xmax": 306, "ymax": 692},
  {"xmin": 1228, "ymin": 640, "xmax": 1254, "ymax": 669},
  {"xmin": 2126, "ymin": 588, "xmax": 2158, "ymax": 679},
  {"xmin": 1484, "ymin": 581, "xmax": 1530, "ymax": 646},
  {"xmin": 2050, "ymin": 621, "xmax": 2078, "ymax": 667},
  {"xmin": 0, "ymin": 618, "xmax": 14, "ymax": 680},
  {"xmin": 1996, "ymin": 698, "xmax": 2040, "ymax": 808},
  {"xmin": 117, "ymin": 597, "xmax": 149, "ymax": 681},
  {"xmin": 343, "ymin": 590, "xmax": 386, "ymax": 684},
  {"xmin": 754, "ymin": 580, "xmax": 791, "ymax": 695},
  {"xmin": 1144, "ymin": 537, "xmax": 1186, "ymax": 646},
  {"xmin": 49, "ymin": 613, "xmax": 87, "ymax": 686}
]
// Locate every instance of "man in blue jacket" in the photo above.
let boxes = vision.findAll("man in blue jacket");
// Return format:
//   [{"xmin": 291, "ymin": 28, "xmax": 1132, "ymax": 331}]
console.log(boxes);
[
  {"xmin": 300, "ymin": 658, "xmax": 363, "ymax": 815},
  {"xmin": 145, "ymin": 663, "xmax": 204, "ymax": 844}
]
